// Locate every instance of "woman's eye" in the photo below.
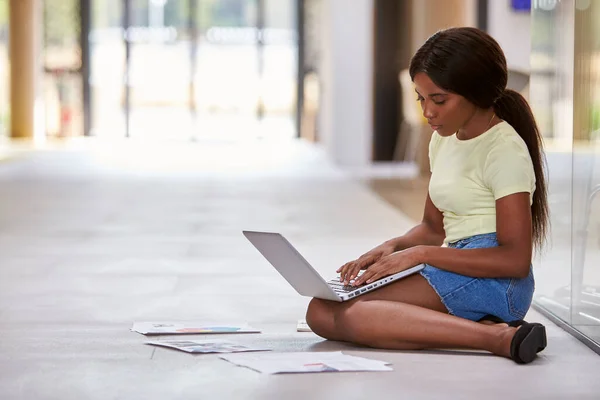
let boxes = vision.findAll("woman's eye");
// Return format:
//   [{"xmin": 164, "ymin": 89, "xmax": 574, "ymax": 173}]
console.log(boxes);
[{"xmin": 416, "ymin": 97, "xmax": 444, "ymax": 105}]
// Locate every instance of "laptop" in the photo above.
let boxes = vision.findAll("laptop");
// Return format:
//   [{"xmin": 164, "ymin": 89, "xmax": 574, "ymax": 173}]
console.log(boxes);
[{"xmin": 243, "ymin": 231, "xmax": 425, "ymax": 302}]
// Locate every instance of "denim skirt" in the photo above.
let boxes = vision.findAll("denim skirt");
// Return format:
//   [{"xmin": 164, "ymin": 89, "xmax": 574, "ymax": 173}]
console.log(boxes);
[{"xmin": 420, "ymin": 232, "xmax": 535, "ymax": 322}]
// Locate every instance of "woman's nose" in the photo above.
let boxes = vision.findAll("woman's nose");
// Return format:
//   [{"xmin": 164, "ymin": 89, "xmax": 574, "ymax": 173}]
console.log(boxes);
[{"xmin": 422, "ymin": 104, "xmax": 435, "ymax": 119}]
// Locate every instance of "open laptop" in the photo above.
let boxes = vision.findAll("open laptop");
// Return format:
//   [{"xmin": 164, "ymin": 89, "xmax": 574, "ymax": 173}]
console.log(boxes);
[{"xmin": 243, "ymin": 231, "xmax": 424, "ymax": 302}]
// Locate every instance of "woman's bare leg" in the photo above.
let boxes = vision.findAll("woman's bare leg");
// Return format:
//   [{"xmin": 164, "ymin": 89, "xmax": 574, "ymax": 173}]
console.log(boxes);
[
  {"xmin": 305, "ymin": 274, "xmax": 516, "ymax": 357},
  {"xmin": 336, "ymin": 300, "xmax": 514, "ymax": 357},
  {"xmin": 306, "ymin": 273, "xmax": 447, "ymax": 340}
]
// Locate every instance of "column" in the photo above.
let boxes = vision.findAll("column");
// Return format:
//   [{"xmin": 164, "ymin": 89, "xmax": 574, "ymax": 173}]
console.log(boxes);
[
  {"xmin": 318, "ymin": 0, "xmax": 374, "ymax": 169},
  {"xmin": 9, "ymin": 0, "xmax": 42, "ymax": 139}
]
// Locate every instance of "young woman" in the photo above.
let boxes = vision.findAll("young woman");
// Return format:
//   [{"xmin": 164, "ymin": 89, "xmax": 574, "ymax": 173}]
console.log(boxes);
[{"xmin": 305, "ymin": 27, "xmax": 549, "ymax": 364}]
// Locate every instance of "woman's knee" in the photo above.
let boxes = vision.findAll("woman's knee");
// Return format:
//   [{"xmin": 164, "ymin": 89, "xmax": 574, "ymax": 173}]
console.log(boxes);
[
  {"xmin": 336, "ymin": 303, "xmax": 369, "ymax": 343},
  {"xmin": 306, "ymin": 298, "xmax": 341, "ymax": 339},
  {"xmin": 306, "ymin": 298, "xmax": 329, "ymax": 328},
  {"xmin": 306, "ymin": 298, "xmax": 376, "ymax": 342}
]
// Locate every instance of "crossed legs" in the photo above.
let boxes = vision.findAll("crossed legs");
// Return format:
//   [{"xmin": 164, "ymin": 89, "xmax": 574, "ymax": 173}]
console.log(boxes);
[{"xmin": 305, "ymin": 274, "xmax": 516, "ymax": 358}]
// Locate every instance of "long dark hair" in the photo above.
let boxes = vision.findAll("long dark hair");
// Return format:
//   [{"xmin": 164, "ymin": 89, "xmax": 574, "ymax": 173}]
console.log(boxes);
[{"xmin": 409, "ymin": 27, "xmax": 549, "ymax": 249}]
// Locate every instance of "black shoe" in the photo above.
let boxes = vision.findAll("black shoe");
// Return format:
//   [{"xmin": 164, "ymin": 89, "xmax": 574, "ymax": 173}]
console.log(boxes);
[
  {"xmin": 510, "ymin": 322, "xmax": 547, "ymax": 364},
  {"xmin": 507, "ymin": 320, "xmax": 546, "ymax": 354}
]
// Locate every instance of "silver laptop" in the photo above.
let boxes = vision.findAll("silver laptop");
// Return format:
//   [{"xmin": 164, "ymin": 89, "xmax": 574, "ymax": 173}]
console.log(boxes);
[{"xmin": 243, "ymin": 231, "xmax": 424, "ymax": 302}]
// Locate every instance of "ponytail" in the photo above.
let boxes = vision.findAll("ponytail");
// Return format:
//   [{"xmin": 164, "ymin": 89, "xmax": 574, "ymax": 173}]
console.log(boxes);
[{"xmin": 494, "ymin": 89, "xmax": 549, "ymax": 250}]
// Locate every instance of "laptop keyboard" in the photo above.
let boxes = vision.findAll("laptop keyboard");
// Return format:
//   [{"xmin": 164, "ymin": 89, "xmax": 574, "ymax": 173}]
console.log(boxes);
[{"xmin": 327, "ymin": 279, "xmax": 360, "ymax": 293}]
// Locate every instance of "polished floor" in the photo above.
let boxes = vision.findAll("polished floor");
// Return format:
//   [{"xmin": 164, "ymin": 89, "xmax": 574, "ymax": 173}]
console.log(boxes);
[{"xmin": 1, "ymin": 137, "xmax": 600, "ymax": 399}]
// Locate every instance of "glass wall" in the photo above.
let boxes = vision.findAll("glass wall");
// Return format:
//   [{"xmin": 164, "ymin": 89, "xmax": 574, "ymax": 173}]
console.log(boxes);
[
  {"xmin": 192, "ymin": 0, "xmax": 297, "ymax": 138},
  {"xmin": 89, "ymin": 0, "xmax": 126, "ymax": 138},
  {"xmin": 43, "ymin": 0, "xmax": 84, "ymax": 137},
  {"xmin": 531, "ymin": 0, "xmax": 600, "ymax": 346},
  {"xmin": 259, "ymin": 0, "xmax": 298, "ymax": 136},
  {"xmin": 127, "ymin": 0, "xmax": 198, "ymax": 139},
  {"xmin": 89, "ymin": 0, "xmax": 298, "ymax": 139}
]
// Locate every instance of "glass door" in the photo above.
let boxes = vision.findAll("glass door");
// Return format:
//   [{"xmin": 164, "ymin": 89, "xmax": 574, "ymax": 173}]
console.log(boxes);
[
  {"xmin": 127, "ymin": 0, "xmax": 194, "ymax": 140},
  {"xmin": 89, "ymin": 0, "xmax": 298, "ymax": 140},
  {"xmin": 569, "ymin": 0, "xmax": 600, "ymax": 343},
  {"xmin": 532, "ymin": 0, "xmax": 600, "ymax": 348},
  {"xmin": 89, "ymin": 0, "xmax": 127, "ymax": 137},
  {"xmin": 193, "ymin": 0, "xmax": 260, "ymax": 138},
  {"xmin": 43, "ymin": 0, "xmax": 84, "ymax": 137},
  {"xmin": 258, "ymin": 0, "xmax": 298, "ymax": 138},
  {"xmin": 530, "ymin": 0, "xmax": 574, "ymax": 323}
]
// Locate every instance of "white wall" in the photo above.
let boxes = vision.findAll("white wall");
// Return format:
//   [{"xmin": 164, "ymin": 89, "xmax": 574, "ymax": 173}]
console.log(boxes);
[
  {"xmin": 315, "ymin": 0, "xmax": 530, "ymax": 169},
  {"xmin": 488, "ymin": 0, "xmax": 532, "ymax": 72},
  {"xmin": 317, "ymin": 0, "xmax": 373, "ymax": 168}
]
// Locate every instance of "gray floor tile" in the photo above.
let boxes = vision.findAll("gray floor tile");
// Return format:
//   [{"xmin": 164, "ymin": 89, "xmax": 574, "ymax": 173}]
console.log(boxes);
[{"xmin": 0, "ymin": 139, "xmax": 598, "ymax": 399}]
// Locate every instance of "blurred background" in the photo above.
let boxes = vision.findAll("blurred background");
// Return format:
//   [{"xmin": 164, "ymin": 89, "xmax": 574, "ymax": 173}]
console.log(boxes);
[
  {"xmin": 2, "ymin": 0, "xmax": 299, "ymax": 140},
  {"xmin": 2, "ymin": 0, "xmax": 600, "ymax": 356}
]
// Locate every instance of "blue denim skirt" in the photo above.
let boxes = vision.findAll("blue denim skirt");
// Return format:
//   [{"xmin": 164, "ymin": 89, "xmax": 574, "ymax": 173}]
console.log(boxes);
[{"xmin": 420, "ymin": 232, "xmax": 535, "ymax": 322}]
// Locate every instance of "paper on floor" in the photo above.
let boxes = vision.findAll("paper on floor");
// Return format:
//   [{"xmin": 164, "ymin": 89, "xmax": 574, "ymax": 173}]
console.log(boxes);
[
  {"xmin": 131, "ymin": 322, "xmax": 260, "ymax": 336},
  {"xmin": 146, "ymin": 339, "xmax": 271, "ymax": 354},
  {"xmin": 220, "ymin": 351, "xmax": 392, "ymax": 374},
  {"xmin": 297, "ymin": 319, "xmax": 312, "ymax": 332}
]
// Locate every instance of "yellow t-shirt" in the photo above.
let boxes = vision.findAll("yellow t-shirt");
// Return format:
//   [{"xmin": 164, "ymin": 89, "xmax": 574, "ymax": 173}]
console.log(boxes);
[{"xmin": 428, "ymin": 121, "xmax": 536, "ymax": 244}]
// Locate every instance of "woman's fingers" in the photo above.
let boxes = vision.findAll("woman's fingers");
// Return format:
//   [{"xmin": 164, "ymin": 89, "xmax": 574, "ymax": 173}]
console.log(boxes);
[
  {"xmin": 338, "ymin": 254, "xmax": 380, "ymax": 283},
  {"xmin": 345, "ymin": 264, "xmax": 364, "ymax": 284},
  {"xmin": 338, "ymin": 262, "xmax": 355, "ymax": 283},
  {"xmin": 340, "ymin": 262, "xmax": 360, "ymax": 285},
  {"xmin": 335, "ymin": 263, "xmax": 347, "ymax": 274},
  {"xmin": 353, "ymin": 262, "xmax": 386, "ymax": 286}
]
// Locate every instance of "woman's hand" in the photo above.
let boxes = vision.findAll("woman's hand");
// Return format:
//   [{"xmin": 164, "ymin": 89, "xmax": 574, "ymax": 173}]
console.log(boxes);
[
  {"xmin": 336, "ymin": 241, "xmax": 397, "ymax": 285},
  {"xmin": 351, "ymin": 246, "xmax": 423, "ymax": 286}
]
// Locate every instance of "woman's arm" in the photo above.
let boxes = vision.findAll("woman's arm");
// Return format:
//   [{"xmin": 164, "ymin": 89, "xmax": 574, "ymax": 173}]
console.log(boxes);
[
  {"xmin": 337, "ymin": 194, "xmax": 446, "ymax": 284},
  {"xmin": 386, "ymin": 194, "xmax": 446, "ymax": 250},
  {"xmin": 416, "ymin": 192, "xmax": 533, "ymax": 278},
  {"xmin": 353, "ymin": 192, "xmax": 533, "ymax": 286}
]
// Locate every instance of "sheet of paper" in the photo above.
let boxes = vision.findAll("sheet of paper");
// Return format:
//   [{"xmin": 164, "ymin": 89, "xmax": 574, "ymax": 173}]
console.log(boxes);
[
  {"xmin": 131, "ymin": 322, "xmax": 260, "ymax": 336},
  {"xmin": 296, "ymin": 319, "xmax": 312, "ymax": 332},
  {"xmin": 146, "ymin": 339, "xmax": 271, "ymax": 354},
  {"xmin": 220, "ymin": 351, "xmax": 392, "ymax": 374}
]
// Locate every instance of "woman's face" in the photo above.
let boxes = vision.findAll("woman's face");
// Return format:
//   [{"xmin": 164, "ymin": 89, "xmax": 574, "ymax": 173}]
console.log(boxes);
[{"xmin": 413, "ymin": 72, "xmax": 477, "ymax": 136}]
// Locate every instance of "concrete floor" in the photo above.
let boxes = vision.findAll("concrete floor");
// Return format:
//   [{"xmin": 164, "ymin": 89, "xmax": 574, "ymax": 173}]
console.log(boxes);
[{"xmin": 1, "ymin": 137, "xmax": 600, "ymax": 400}]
